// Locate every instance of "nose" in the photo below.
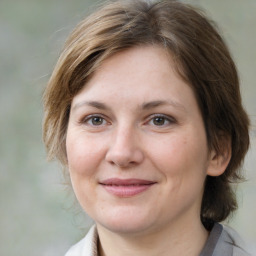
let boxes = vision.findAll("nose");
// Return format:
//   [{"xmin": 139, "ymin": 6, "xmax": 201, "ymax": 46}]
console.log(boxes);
[{"xmin": 105, "ymin": 127, "xmax": 144, "ymax": 168}]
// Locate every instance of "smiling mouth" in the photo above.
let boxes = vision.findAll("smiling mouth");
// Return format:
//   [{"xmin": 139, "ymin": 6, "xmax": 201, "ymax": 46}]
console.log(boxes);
[{"xmin": 99, "ymin": 178, "xmax": 156, "ymax": 197}]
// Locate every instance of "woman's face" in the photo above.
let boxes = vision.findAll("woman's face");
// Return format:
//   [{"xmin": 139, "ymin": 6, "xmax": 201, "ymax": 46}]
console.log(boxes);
[{"xmin": 66, "ymin": 46, "xmax": 213, "ymax": 235}]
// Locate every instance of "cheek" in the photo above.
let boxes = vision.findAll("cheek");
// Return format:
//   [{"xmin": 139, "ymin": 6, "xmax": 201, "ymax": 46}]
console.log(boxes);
[
  {"xmin": 150, "ymin": 136, "xmax": 189, "ymax": 167},
  {"xmin": 66, "ymin": 132, "xmax": 105, "ymax": 177},
  {"xmin": 150, "ymin": 132, "xmax": 208, "ymax": 181},
  {"xmin": 66, "ymin": 133, "xmax": 103, "ymax": 211}
]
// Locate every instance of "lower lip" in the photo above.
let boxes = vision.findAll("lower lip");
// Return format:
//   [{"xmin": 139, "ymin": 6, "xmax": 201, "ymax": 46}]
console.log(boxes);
[{"xmin": 101, "ymin": 184, "xmax": 154, "ymax": 197}]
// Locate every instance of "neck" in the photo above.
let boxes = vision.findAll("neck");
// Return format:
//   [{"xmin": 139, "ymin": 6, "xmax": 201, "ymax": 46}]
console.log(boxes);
[{"xmin": 97, "ymin": 216, "xmax": 208, "ymax": 256}]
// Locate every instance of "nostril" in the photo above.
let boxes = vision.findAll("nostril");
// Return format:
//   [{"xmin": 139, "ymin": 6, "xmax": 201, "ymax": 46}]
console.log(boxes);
[
  {"xmin": 108, "ymin": 159, "xmax": 142, "ymax": 169},
  {"xmin": 115, "ymin": 160, "xmax": 132, "ymax": 168}
]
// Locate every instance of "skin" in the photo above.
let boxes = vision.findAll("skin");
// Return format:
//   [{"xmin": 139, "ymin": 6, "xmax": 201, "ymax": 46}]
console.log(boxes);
[{"xmin": 66, "ymin": 46, "xmax": 230, "ymax": 256}]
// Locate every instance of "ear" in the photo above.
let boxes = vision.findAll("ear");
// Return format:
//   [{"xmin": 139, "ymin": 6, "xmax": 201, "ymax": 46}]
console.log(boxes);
[{"xmin": 206, "ymin": 138, "xmax": 232, "ymax": 177}]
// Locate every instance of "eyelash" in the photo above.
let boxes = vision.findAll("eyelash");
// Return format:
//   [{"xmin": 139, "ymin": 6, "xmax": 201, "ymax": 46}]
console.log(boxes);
[
  {"xmin": 80, "ymin": 114, "xmax": 176, "ymax": 128},
  {"xmin": 145, "ymin": 114, "xmax": 176, "ymax": 127},
  {"xmin": 81, "ymin": 114, "xmax": 109, "ymax": 127}
]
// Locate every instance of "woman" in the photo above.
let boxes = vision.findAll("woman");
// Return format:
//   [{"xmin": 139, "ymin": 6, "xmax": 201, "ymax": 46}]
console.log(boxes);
[{"xmin": 43, "ymin": 0, "xmax": 251, "ymax": 255}]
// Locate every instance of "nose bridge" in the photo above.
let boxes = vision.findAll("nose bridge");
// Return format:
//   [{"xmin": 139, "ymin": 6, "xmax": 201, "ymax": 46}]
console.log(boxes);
[
  {"xmin": 115, "ymin": 123, "xmax": 134, "ymax": 148},
  {"xmin": 105, "ymin": 123, "xmax": 144, "ymax": 167}
]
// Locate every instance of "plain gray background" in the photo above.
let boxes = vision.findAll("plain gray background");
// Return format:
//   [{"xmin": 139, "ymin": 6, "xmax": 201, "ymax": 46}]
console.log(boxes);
[{"xmin": 0, "ymin": 0, "xmax": 255, "ymax": 255}]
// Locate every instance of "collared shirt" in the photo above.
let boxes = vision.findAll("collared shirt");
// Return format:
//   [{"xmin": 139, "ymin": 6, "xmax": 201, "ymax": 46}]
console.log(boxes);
[
  {"xmin": 200, "ymin": 223, "xmax": 250, "ymax": 256},
  {"xmin": 65, "ymin": 223, "xmax": 251, "ymax": 256}
]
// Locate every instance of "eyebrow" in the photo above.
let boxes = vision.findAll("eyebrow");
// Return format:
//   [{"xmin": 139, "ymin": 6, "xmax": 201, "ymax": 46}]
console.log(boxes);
[
  {"xmin": 72, "ymin": 99, "xmax": 186, "ymax": 112},
  {"xmin": 141, "ymin": 100, "xmax": 185, "ymax": 111},
  {"xmin": 72, "ymin": 101, "xmax": 110, "ymax": 111}
]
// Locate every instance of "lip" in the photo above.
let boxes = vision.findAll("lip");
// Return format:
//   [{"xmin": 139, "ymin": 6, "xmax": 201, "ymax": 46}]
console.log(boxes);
[{"xmin": 99, "ymin": 178, "xmax": 156, "ymax": 197}]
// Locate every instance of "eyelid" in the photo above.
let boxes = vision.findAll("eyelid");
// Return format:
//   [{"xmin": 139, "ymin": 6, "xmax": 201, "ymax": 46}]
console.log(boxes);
[
  {"xmin": 77, "ymin": 113, "xmax": 176, "ymax": 128},
  {"xmin": 80, "ymin": 114, "xmax": 110, "ymax": 126},
  {"xmin": 145, "ymin": 113, "xmax": 176, "ymax": 125}
]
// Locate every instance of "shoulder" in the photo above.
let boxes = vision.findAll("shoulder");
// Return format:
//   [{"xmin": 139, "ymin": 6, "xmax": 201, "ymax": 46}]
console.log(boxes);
[
  {"xmin": 65, "ymin": 225, "xmax": 98, "ymax": 256},
  {"xmin": 214, "ymin": 224, "xmax": 252, "ymax": 256}
]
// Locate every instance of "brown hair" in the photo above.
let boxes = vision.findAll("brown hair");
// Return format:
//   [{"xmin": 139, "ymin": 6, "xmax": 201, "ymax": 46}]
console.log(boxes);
[{"xmin": 43, "ymin": 0, "xmax": 250, "ymax": 228}]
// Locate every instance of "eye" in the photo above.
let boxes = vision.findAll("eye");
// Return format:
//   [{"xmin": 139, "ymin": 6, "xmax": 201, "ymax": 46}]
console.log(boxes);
[
  {"xmin": 152, "ymin": 116, "xmax": 168, "ymax": 126},
  {"xmin": 83, "ymin": 115, "xmax": 107, "ymax": 126},
  {"xmin": 147, "ymin": 114, "xmax": 175, "ymax": 127}
]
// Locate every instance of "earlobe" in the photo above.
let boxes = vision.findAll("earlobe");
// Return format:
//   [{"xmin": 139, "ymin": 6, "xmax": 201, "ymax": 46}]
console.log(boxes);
[{"xmin": 206, "ymin": 141, "xmax": 232, "ymax": 177}]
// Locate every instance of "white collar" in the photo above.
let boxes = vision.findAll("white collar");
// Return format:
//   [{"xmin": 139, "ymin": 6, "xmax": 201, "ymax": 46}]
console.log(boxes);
[{"xmin": 65, "ymin": 225, "xmax": 98, "ymax": 256}]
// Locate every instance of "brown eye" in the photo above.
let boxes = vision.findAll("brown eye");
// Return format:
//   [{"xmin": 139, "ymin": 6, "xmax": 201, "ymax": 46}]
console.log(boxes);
[
  {"xmin": 91, "ymin": 116, "xmax": 104, "ymax": 125},
  {"xmin": 152, "ymin": 117, "xmax": 166, "ymax": 126},
  {"xmin": 147, "ymin": 114, "xmax": 175, "ymax": 127},
  {"xmin": 84, "ymin": 115, "xmax": 107, "ymax": 126}
]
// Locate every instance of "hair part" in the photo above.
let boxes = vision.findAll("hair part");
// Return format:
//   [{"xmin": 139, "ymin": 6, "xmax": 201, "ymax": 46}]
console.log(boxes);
[{"xmin": 43, "ymin": 0, "xmax": 250, "ymax": 228}]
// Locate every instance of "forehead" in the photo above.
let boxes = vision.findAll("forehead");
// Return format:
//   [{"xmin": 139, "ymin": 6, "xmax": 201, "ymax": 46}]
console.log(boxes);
[{"xmin": 71, "ymin": 46, "xmax": 200, "ymax": 116}]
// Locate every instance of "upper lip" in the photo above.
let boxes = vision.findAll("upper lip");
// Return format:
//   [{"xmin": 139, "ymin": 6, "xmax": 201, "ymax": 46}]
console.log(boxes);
[{"xmin": 99, "ymin": 178, "xmax": 156, "ymax": 186}]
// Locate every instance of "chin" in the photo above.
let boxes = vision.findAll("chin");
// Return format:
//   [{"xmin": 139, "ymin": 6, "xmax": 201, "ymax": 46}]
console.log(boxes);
[
  {"xmin": 95, "ymin": 208, "xmax": 155, "ymax": 235},
  {"xmin": 99, "ymin": 221, "xmax": 152, "ymax": 235}
]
